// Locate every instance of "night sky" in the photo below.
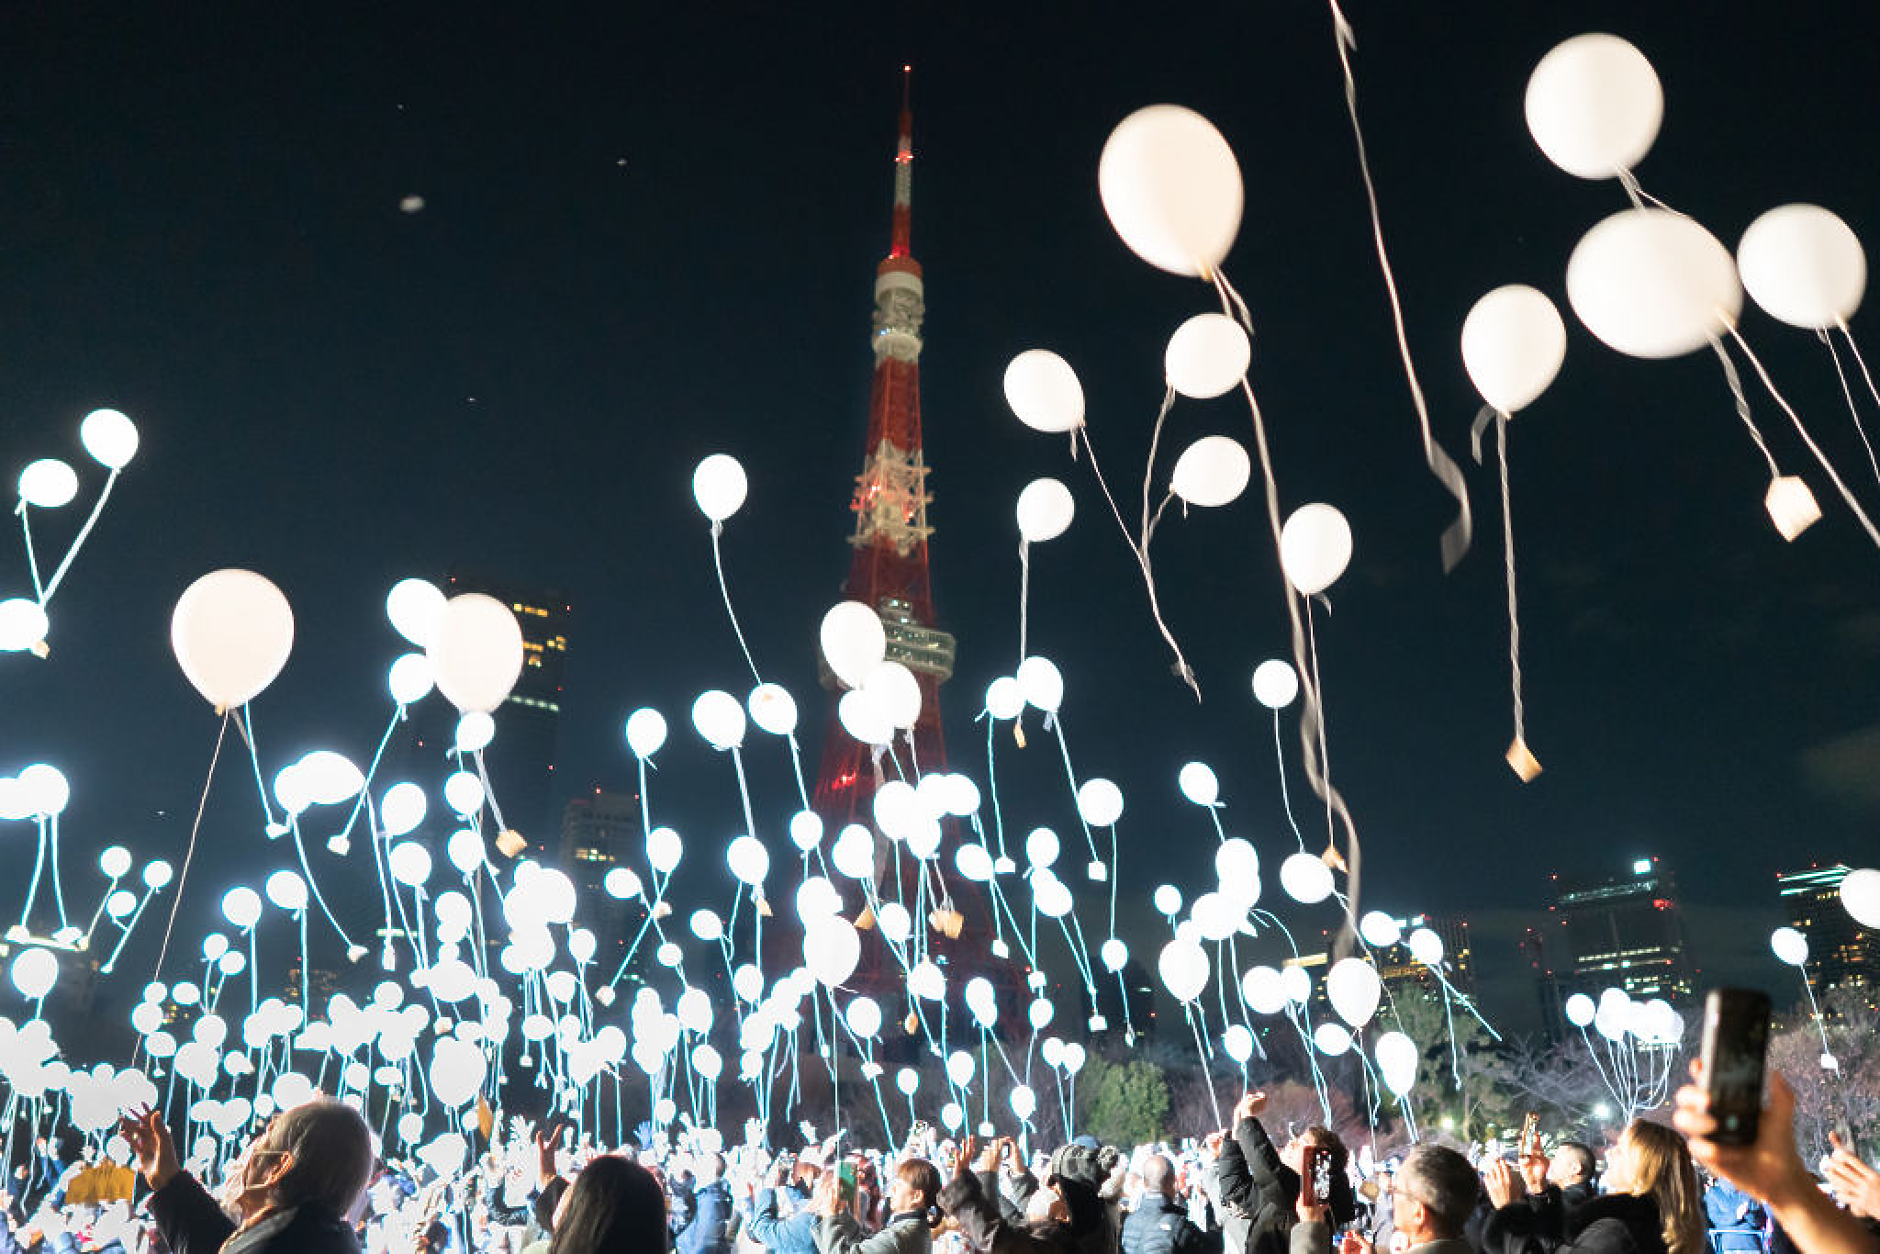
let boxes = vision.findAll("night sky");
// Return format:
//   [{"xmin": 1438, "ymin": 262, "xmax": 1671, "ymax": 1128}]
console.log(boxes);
[{"xmin": 5, "ymin": 1, "xmax": 1879, "ymax": 1033}]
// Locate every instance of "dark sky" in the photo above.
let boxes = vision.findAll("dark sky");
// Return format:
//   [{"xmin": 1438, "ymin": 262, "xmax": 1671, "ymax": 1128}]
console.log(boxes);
[{"xmin": 5, "ymin": 1, "xmax": 1879, "ymax": 1033}]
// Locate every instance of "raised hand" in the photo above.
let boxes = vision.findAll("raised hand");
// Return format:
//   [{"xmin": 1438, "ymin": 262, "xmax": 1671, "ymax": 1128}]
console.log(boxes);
[
  {"xmin": 1483, "ymin": 1158, "xmax": 1521, "ymax": 1210},
  {"xmin": 1824, "ymin": 1135, "xmax": 1880, "ymax": 1220},
  {"xmin": 533, "ymin": 1124, "xmax": 565, "ymax": 1187},
  {"xmin": 1671, "ymin": 1061, "xmax": 1806, "ymax": 1205},
  {"xmin": 116, "ymin": 1106, "xmax": 179, "ymax": 1192}
]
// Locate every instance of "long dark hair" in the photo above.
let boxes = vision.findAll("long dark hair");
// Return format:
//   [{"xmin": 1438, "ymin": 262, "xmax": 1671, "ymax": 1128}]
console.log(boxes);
[
  {"xmin": 547, "ymin": 1157, "xmax": 667, "ymax": 1254},
  {"xmin": 899, "ymin": 1159, "xmax": 943, "ymax": 1231}
]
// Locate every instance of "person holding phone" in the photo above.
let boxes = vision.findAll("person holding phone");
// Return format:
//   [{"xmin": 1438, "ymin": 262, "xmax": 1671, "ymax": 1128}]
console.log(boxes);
[
  {"xmin": 812, "ymin": 1158, "xmax": 941, "ymax": 1254},
  {"xmin": 1481, "ymin": 1121, "xmax": 1705, "ymax": 1254},
  {"xmin": 1225, "ymin": 1092, "xmax": 1357, "ymax": 1254}
]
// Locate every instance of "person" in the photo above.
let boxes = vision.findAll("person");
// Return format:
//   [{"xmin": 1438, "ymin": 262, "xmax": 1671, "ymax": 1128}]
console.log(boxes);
[
  {"xmin": 1671, "ymin": 1064, "xmax": 1878, "ymax": 1254},
  {"xmin": 1223, "ymin": 1092, "xmax": 1357, "ymax": 1254},
  {"xmin": 748, "ymin": 1155, "xmax": 821, "ymax": 1254},
  {"xmin": 119, "ymin": 1099, "xmax": 373, "ymax": 1254},
  {"xmin": 813, "ymin": 1158, "xmax": 940, "ymax": 1254},
  {"xmin": 1822, "ymin": 1135, "xmax": 1880, "ymax": 1227},
  {"xmin": 1120, "ymin": 1156, "xmax": 1216, "ymax": 1254},
  {"xmin": 677, "ymin": 1155, "xmax": 739, "ymax": 1254},
  {"xmin": 1482, "ymin": 1120, "xmax": 1705, "ymax": 1254},
  {"xmin": 1549, "ymin": 1147, "xmax": 1597, "ymax": 1211},
  {"xmin": 545, "ymin": 1155, "xmax": 668, "ymax": 1254},
  {"xmin": 1317, "ymin": 1144, "xmax": 1478, "ymax": 1254},
  {"xmin": 1704, "ymin": 1175, "xmax": 1767, "ymax": 1253},
  {"xmin": 938, "ymin": 1136, "xmax": 1108, "ymax": 1254}
]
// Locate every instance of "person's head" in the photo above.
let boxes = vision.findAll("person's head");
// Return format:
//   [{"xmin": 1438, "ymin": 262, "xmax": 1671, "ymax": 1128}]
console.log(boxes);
[
  {"xmin": 1140, "ymin": 1155, "xmax": 1177, "ymax": 1201},
  {"xmin": 889, "ymin": 1159, "xmax": 941, "ymax": 1219},
  {"xmin": 548, "ymin": 1158, "xmax": 666, "ymax": 1254},
  {"xmin": 1549, "ymin": 1142, "xmax": 1595, "ymax": 1188},
  {"xmin": 1390, "ymin": 1145, "xmax": 1479, "ymax": 1244},
  {"xmin": 227, "ymin": 1099, "xmax": 374, "ymax": 1223},
  {"xmin": 1607, "ymin": 1123, "xmax": 1704, "ymax": 1254},
  {"xmin": 1280, "ymin": 1127, "xmax": 1344, "ymax": 1175}
]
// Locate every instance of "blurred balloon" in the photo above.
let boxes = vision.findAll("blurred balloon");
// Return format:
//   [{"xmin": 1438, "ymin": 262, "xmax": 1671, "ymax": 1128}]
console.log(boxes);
[
  {"xmin": 1251, "ymin": 660, "xmax": 1299, "ymax": 710},
  {"xmin": 692, "ymin": 454, "xmax": 748, "ymax": 523},
  {"xmin": 1171, "ymin": 436, "xmax": 1251, "ymax": 508},
  {"xmin": 1278, "ymin": 505, "xmax": 1353, "ymax": 596},
  {"xmin": 1164, "ymin": 313, "xmax": 1251, "ymax": 399},
  {"xmin": 427, "ymin": 594, "xmax": 525, "ymax": 714},
  {"xmin": 386, "ymin": 580, "xmax": 447, "ymax": 649},
  {"xmin": 1461, "ymin": 285, "xmax": 1568, "ymax": 413},
  {"xmin": 1003, "ymin": 351, "xmax": 1086, "ymax": 434},
  {"xmin": 171, "ymin": 570, "xmax": 294, "ymax": 710},
  {"xmin": 1178, "ymin": 762, "xmax": 1219, "ymax": 807},
  {"xmin": 1524, "ymin": 33, "xmax": 1663, "ymax": 179},
  {"xmin": 79, "ymin": 409, "xmax": 139, "ymax": 470},
  {"xmin": 1737, "ymin": 205, "xmax": 1866, "ymax": 330},
  {"xmin": 1278, "ymin": 852, "xmax": 1334, "ymax": 904},
  {"xmin": 1567, "ymin": 209, "xmax": 1742, "ymax": 359},
  {"xmin": 1016, "ymin": 478, "xmax": 1076, "ymax": 543},
  {"xmin": 819, "ymin": 602, "xmax": 887, "ymax": 689},
  {"xmin": 1099, "ymin": 105, "xmax": 1242, "ymax": 278},
  {"xmin": 18, "ymin": 459, "xmax": 78, "ymax": 508},
  {"xmin": 625, "ymin": 709, "xmax": 667, "ymax": 759}
]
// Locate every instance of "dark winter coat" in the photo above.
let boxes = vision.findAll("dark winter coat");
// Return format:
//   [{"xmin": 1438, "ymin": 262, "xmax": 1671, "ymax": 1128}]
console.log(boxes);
[
  {"xmin": 816, "ymin": 1211, "xmax": 931, "ymax": 1254},
  {"xmin": 938, "ymin": 1168, "xmax": 1108, "ymax": 1254},
  {"xmin": 149, "ymin": 1171, "xmax": 360, "ymax": 1254},
  {"xmin": 1230, "ymin": 1118, "xmax": 1355, "ymax": 1254},
  {"xmin": 1120, "ymin": 1197, "xmax": 1218, "ymax": 1254},
  {"xmin": 1484, "ymin": 1190, "xmax": 1668, "ymax": 1254}
]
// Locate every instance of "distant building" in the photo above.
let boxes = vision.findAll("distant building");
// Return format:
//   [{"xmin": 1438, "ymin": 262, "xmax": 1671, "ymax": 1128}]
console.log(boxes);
[
  {"xmin": 1518, "ymin": 924, "xmax": 1569, "ymax": 1045},
  {"xmin": 439, "ymin": 574, "xmax": 569, "ymax": 848},
  {"xmin": 1297, "ymin": 914, "xmax": 1477, "ymax": 1003},
  {"xmin": 560, "ymin": 791, "xmax": 641, "ymax": 967},
  {"xmin": 1776, "ymin": 864, "xmax": 1874, "ymax": 1000},
  {"xmin": 1550, "ymin": 857, "xmax": 1696, "ymax": 1004}
]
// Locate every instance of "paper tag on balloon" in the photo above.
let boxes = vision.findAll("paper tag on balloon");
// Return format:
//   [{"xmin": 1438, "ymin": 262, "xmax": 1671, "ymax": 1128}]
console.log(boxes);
[
  {"xmin": 990, "ymin": 938, "xmax": 1010, "ymax": 959},
  {"xmin": 1088, "ymin": 1014, "xmax": 1107, "ymax": 1032},
  {"xmin": 1505, "ymin": 736, "xmax": 1542, "ymax": 782},
  {"xmin": 994, "ymin": 856, "xmax": 1017, "ymax": 876},
  {"xmin": 327, "ymin": 836, "xmax": 350, "ymax": 856},
  {"xmin": 1086, "ymin": 859, "xmax": 1108, "ymax": 882},
  {"xmin": 593, "ymin": 986, "xmax": 616, "ymax": 1007},
  {"xmin": 494, "ymin": 829, "xmax": 528, "ymax": 858},
  {"xmin": 264, "ymin": 822, "xmax": 289, "ymax": 839}
]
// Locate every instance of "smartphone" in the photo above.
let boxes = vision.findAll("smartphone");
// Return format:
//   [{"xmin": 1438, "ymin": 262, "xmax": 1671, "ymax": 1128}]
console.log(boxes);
[
  {"xmin": 1699, "ymin": 988, "xmax": 1771, "ymax": 1147},
  {"xmin": 1301, "ymin": 1145, "xmax": 1332, "ymax": 1206},
  {"xmin": 1520, "ymin": 1112, "xmax": 1539, "ymax": 1152},
  {"xmin": 836, "ymin": 1160, "xmax": 859, "ymax": 1207}
]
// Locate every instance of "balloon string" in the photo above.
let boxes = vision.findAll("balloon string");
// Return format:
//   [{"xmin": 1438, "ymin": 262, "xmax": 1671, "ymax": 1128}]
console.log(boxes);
[
  {"xmin": 1016, "ymin": 539, "xmax": 1031, "ymax": 669},
  {"xmin": 290, "ymin": 814, "xmax": 362, "ymax": 952},
  {"xmin": 48, "ymin": 816, "xmax": 70, "ymax": 930},
  {"xmin": 153, "ymin": 711, "xmax": 231, "ymax": 983},
  {"xmin": 1230, "ymin": 359, "xmax": 1363, "ymax": 958},
  {"xmin": 16, "ymin": 505, "xmax": 46, "ymax": 602},
  {"xmin": 236, "ymin": 707, "xmax": 279, "ymax": 829},
  {"xmin": 1324, "ymin": 0, "xmax": 1472, "ymax": 573},
  {"xmin": 1728, "ymin": 327, "xmax": 1880, "ymax": 547},
  {"xmin": 38, "ymin": 468, "xmax": 119, "ymax": 603},
  {"xmin": 18, "ymin": 820, "xmax": 47, "ymax": 932},
  {"xmin": 1273, "ymin": 708, "xmax": 1306, "ymax": 852},
  {"xmin": 472, "ymin": 749, "xmax": 511, "ymax": 833},
  {"xmin": 1141, "ymin": 385, "xmax": 1176, "ymax": 540},
  {"xmin": 1709, "ymin": 337, "xmax": 1783, "ymax": 478},
  {"xmin": 1495, "ymin": 412, "xmax": 1533, "ymax": 750},
  {"xmin": 1079, "ymin": 425, "xmax": 1201, "ymax": 698},
  {"xmin": 1615, "ymin": 169, "xmax": 1687, "ymax": 217},
  {"xmin": 1820, "ymin": 328, "xmax": 1880, "ymax": 490},
  {"xmin": 709, "ymin": 521, "xmax": 765, "ymax": 687},
  {"xmin": 1303, "ymin": 601, "xmax": 1339, "ymax": 852}
]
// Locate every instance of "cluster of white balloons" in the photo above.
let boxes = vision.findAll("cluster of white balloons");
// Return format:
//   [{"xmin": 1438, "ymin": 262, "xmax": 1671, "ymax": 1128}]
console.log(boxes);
[{"xmin": 1563, "ymin": 986, "xmax": 1684, "ymax": 1046}]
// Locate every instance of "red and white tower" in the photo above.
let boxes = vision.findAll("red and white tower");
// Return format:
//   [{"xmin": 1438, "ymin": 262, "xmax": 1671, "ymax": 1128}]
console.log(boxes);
[{"xmin": 812, "ymin": 73, "xmax": 958, "ymax": 837}]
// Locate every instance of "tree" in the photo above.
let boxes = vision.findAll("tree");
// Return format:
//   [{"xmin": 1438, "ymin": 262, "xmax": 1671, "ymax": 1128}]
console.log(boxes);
[
  {"xmin": 1383, "ymin": 987, "xmax": 1516, "ymax": 1141},
  {"xmin": 1078, "ymin": 1054, "xmax": 1170, "ymax": 1146},
  {"xmin": 1769, "ymin": 987, "xmax": 1880, "ymax": 1161}
]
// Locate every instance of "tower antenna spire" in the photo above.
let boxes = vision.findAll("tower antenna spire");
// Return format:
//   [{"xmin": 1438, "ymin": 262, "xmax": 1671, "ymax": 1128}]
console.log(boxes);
[{"xmin": 889, "ymin": 65, "xmax": 914, "ymax": 259}]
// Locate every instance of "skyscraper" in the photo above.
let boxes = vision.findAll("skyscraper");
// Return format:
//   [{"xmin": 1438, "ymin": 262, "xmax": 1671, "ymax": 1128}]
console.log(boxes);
[
  {"xmin": 1776, "ymin": 864, "xmax": 1874, "ymax": 999},
  {"xmin": 1550, "ymin": 857, "xmax": 1696, "ymax": 1003},
  {"xmin": 560, "ymin": 791, "xmax": 641, "ymax": 968}
]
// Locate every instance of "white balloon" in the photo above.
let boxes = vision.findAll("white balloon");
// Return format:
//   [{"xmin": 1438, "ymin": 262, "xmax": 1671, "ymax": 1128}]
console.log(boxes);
[
  {"xmin": 748, "ymin": 684, "xmax": 798, "ymax": 736},
  {"xmin": 264, "ymin": 870, "xmax": 307, "ymax": 912},
  {"xmin": 954, "ymin": 842, "xmax": 995, "ymax": 883},
  {"xmin": 0, "ymin": 599, "xmax": 49, "ymax": 652},
  {"xmin": 386, "ymin": 580, "xmax": 447, "ymax": 649},
  {"xmin": 1407, "ymin": 927, "xmax": 1445, "ymax": 966},
  {"xmin": 1002, "ymin": 350, "xmax": 1086, "ymax": 434},
  {"xmin": 427, "ymin": 594, "xmax": 525, "ymax": 714},
  {"xmin": 945, "ymin": 1050, "xmax": 975, "ymax": 1088},
  {"xmin": 1279, "ymin": 504, "xmax": 1353, "ymax": 596},
  {"xmin": 1158, "ymin": 939, "xmax": 1210, "ymax": 1004},
  {"xmin": 1032, "ymin": 873, "xmax": 1074, "ymax": 920},
  {"xmin": 1016, "ymin": 655, "xmax": 1064, "ymax": 713},
  {"xmin": 171, "ymin": 570, "xmax": 294, "ymax": 710},
  {"xmin": 645, "ymin": 827, "xmax": 683, "ymax": 875},
  {"xmin": 1251, "ymin": 659, "xmax": 1299, "ymax": 710},
  {"xmin": 1564, "ymin": 992, "xmax": 1596, "ymax": 1027},
  {"xmin": 1358, "ymin": 911, "xmax": 1402, "ymax": 948},
  {"xmin": 1461, "ymin": 285, "xmax": 1568, "ymax": 413},
  {"xmin": 692, "ymin": 454, "xmax": 748, "ymax": 523},
  {"xmin": 726, "ymin": 835, "xmax": 769, "ymax": 886},
  {"xmin": 862, "ymin": 662, "xmax": 922, "ymax": 731},
  {"xmin": 18, "ymin": 763, "xmax": 70, "ymax": 816},
  {"xmin": 1100, "ymin": 938, "xmax": 1128, "ymax": 973},
  {"xmin": 99, "ymin": 845, "xmax": 133, "ymax": 879},
  {"xmin": 1178, "ymin": 762, "xmax": 1219, "ymax": 807},
  {"xmin": 1215, "ymin": 840, "xmax": 1260, "ymax": 907},
  {"xmin": 1374, "ymin": 1030, "xmax": 1420, "ymax": 1096},
  {"xmin": 601, "ymin": 866, "xmax": 641, "ymax": 899},
  {"xmin": 1279, "ymin": 965, "xmax": 1312, "ymax": 1006},
  {"xmin": 388, "ymin": 842, "xmax": 432, "ymax": 888},
  {"xmin": 788, "ymin": 810, "xmax": 824, "ymax": 852},
  {"xmin": 1222, "ymin": 1025, "xmax": 1254, "ymax": 1064},
  {"xmin": 221, "ymin": 887, "xmax": 262, "ymax": 930},
  {"xmin": 845, "ymin": 997, "xmax": 882, "ymax": 1039},
  {"xmin": 454, "ymin": 711, "xmax": 495, "ymax": 753},
  {"xmin": 1738, "ymin": 204, "xmax": 1867, "ymax": 330},
  {"xmin": 1314, "ymin": 1022, "xmax": 1353, "ymax": 1057},
  {"xmin": 10, "ymin": 949, "xmax": 57, "ymax": 999},
  {"xmin": 1025, "ymin": 827, "xmax": 1061, "ymax": 869},
  {"xmin": 1567, "ymin": 209, "xmax": 1743, "ymax": 359},
  {"xmin": 896, "ymin": 1067, "xmax": 919, "ymax": 1096},
  {"xmin": 984, "ymin": 677, "xmax": 1025, "ymax": 721},
  {"xmin": 1009, "ymin": 1084, "xmax": 1037, "ymax": 1121},
  {"xmin": 1016, "ymin": 478, "xmax": 1076, "ymax": 543},
  {"xmin": 18, "ymin": 459, "xmax": 78, "ymax": 508},
  {"xmin": 1326, "ymin": 958, "xmax": 1382, "ymax": 1028},
  {"xmin": 1170, "ymin": 436, "xmax": 1252, "ymax": 508},
  {"xmin": 380, "ymin": 782, "xmax": 427, "ymax": 837},
  {"xmin": 1099, "ymin": 105, "xmax": 1242, "ymax": 278},
  {"xmin": 1278, "ymin": 851, "xmax": 1334, "ymax": 904},
  {"xmin": 819, "ymin": 602, "xmax": 887, "ymax": 689},
  {"xmin": 1152, "ymin": 884, "xmax": 1183, "ymax": 917},
  {"xmin": 803, "ymin": 917, "xmax": 861, "ymax": 987},
  {"xmin": 691, "ymin": 690, "xmax": 746, "ymax": 750},
  {"xmin": 1841, "ymin": 868, "xmax": 1880, "ymax": 929},
  {"xmin": 1241, "ymin": 966, "xmax": 1287, "ymax": 1016},
  {"xmin": 442, "ymin": 771, "xmax": 485, "ymax": 817},
  {"xmin": 387, "ymin": 653, "xmax": 434, "ymax": 706},
  {"xmin": 625, "ymin": 708, "xmax": 668, "ymax": 759},
  {"xmin": 830, "ymin": 825, "xmax": 876, "ymax": 881},
  {"xmin": 1165, "ymin": 313, "xmax": 1251, "ymax": 399},
  {"xmin": 1191, "ymin": 891, "xmax": 1243, "ymax": 942},
  {"xmin": 1770, "ymin": 926, "xmax": 1809, "ymax": 967},
  {"xmin": 446, "ymin": 830, "xmax": 486, "ymax": 876},
  {"xmin": 1076, "ymin": 778, "xmax": 1124, "ymax": 827},
  {"xmin": 877, "ymin": 902, "xmax": 913, "ymax": 944},
  {"xmin": 1525, "ymin": 33, "xmax": 1663, "ymax": 179},
  {"xmin": 837, "ymin": 688, "xmax": 894, "ymax": 747},
  {"xmin": 79, "ymin": 409, "xmax": 139, "ymax": 469}
]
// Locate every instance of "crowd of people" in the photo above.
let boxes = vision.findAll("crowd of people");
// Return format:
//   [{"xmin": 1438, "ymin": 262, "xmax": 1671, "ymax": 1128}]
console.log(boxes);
[{"xmin": 2, "ymin": 1064, "xmax": 1877, "ymax": 1254}]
